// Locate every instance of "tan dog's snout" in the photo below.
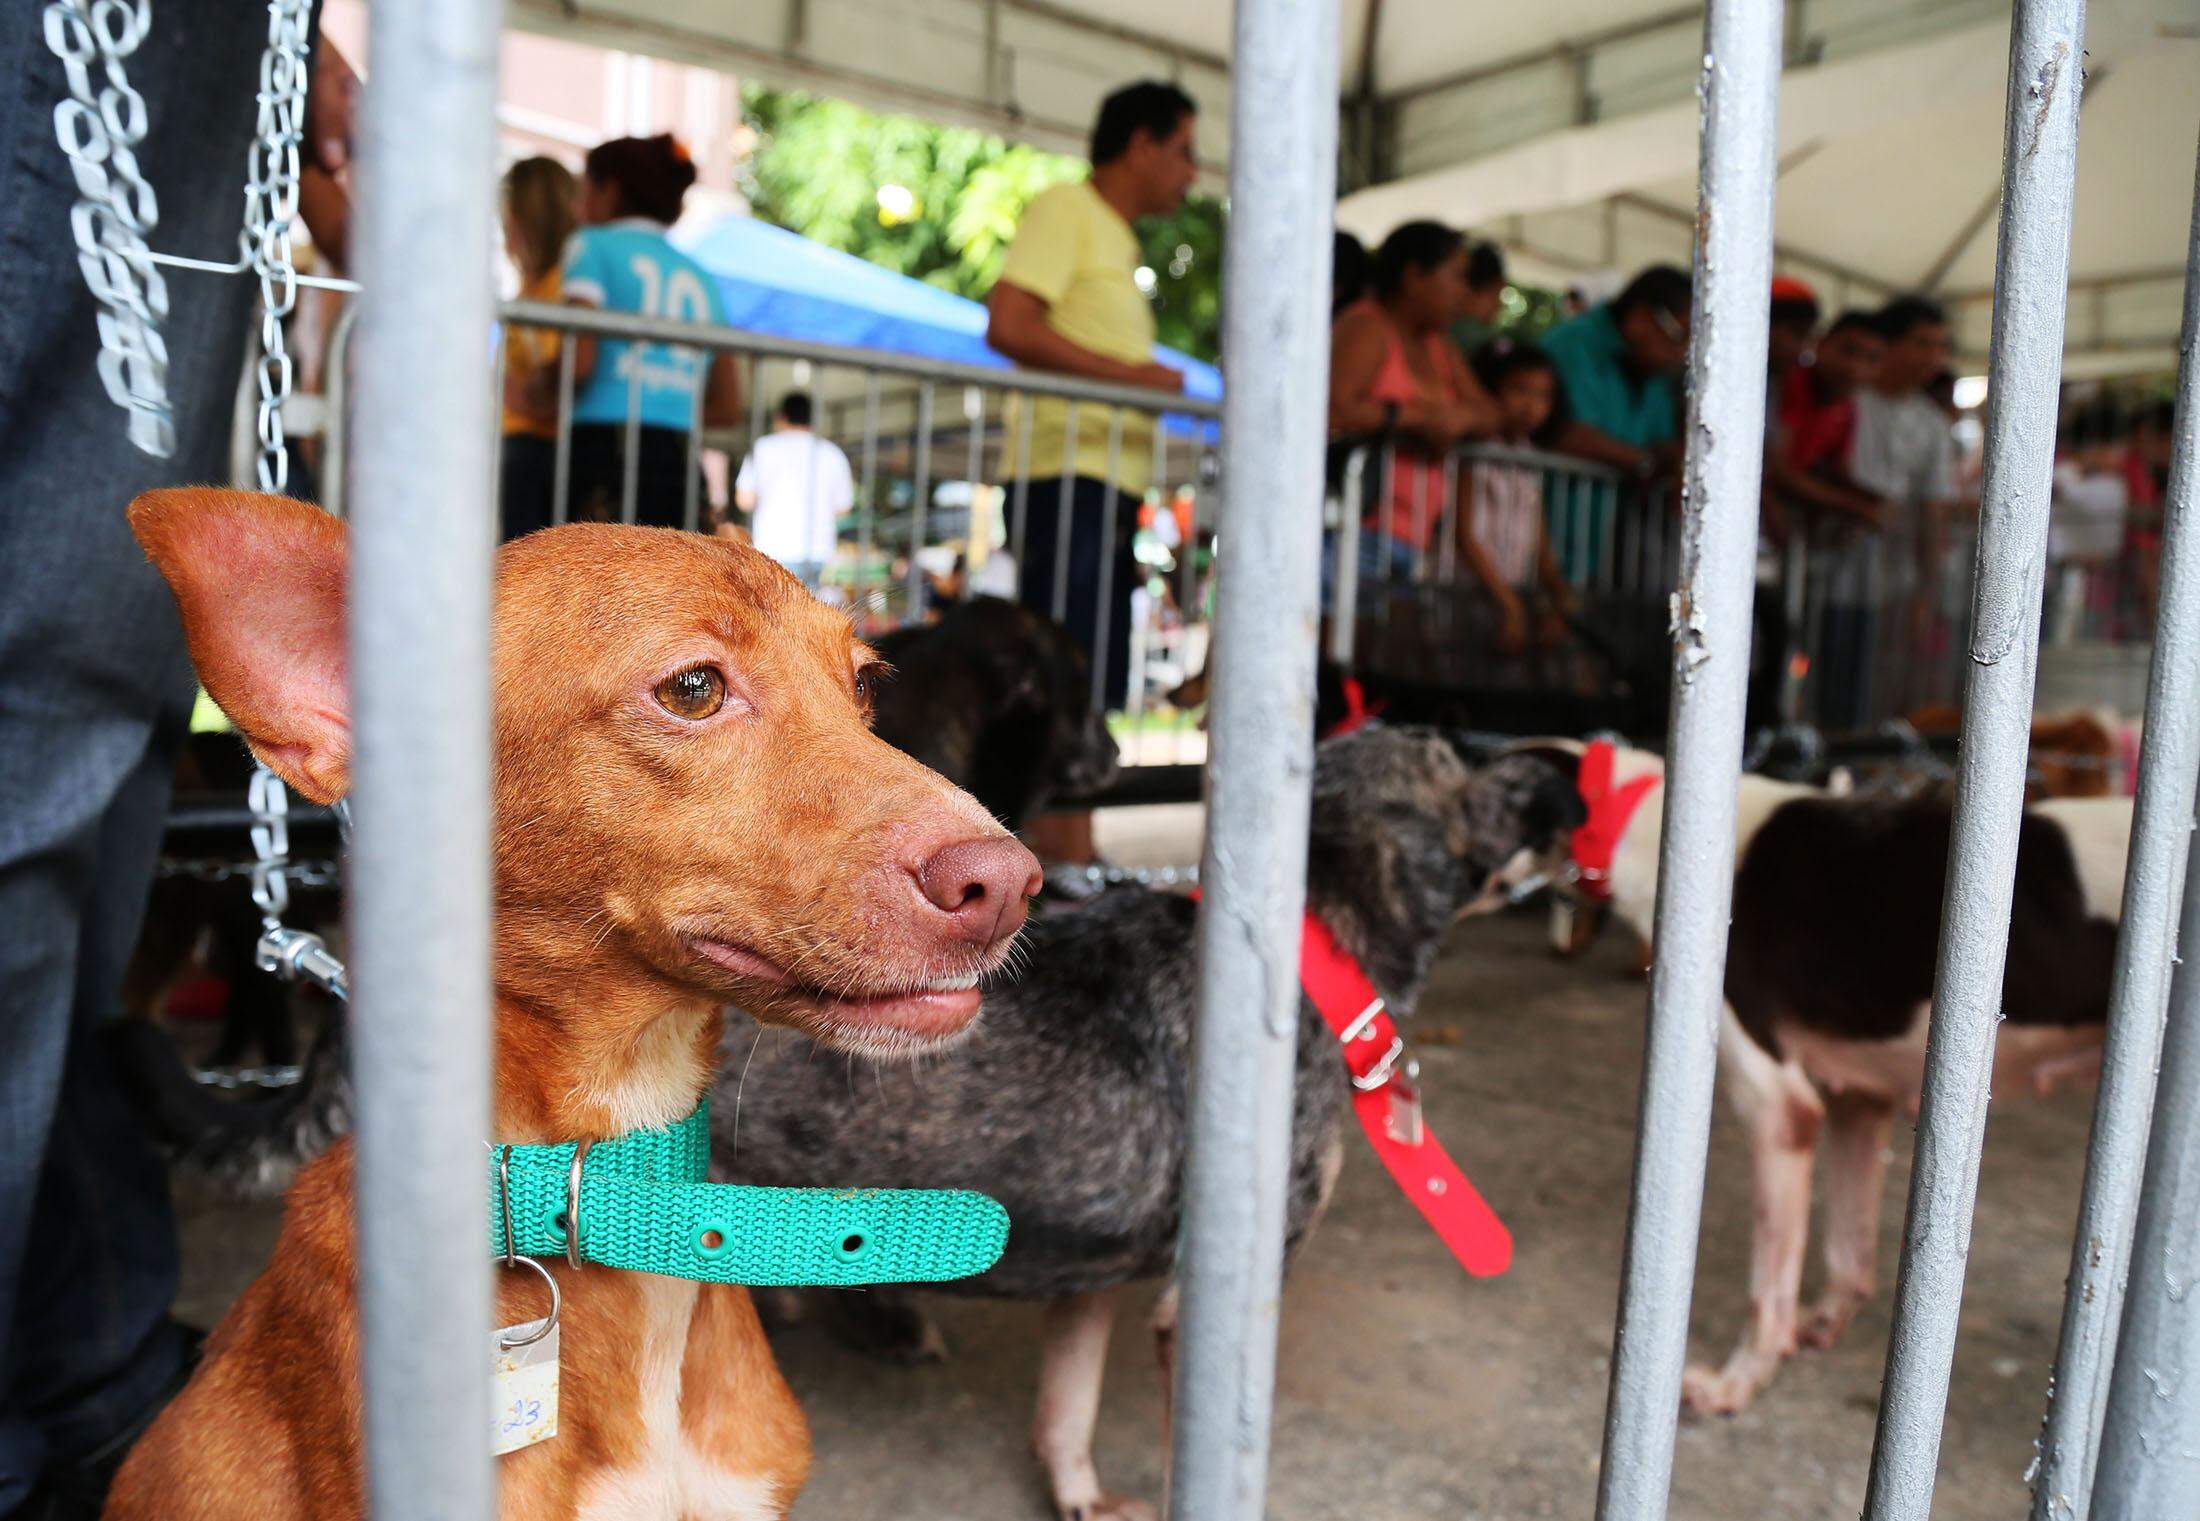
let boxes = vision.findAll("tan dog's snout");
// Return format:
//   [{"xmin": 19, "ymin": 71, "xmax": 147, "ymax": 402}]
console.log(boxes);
[{"xmin": 911, "ymin": 835, "xmax": 1043, "ymax": 949}]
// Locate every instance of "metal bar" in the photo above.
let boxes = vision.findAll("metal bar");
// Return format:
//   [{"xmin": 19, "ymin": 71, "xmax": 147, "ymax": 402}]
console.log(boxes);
[
  {"xmin": 964, "ymin": 385, "xmax": 986, "ymax": 578},
  {"xmin": 1090, "ymin": 408, "xmax": 1126, "ymax": 710},
  {"xmin": 1010, "ymin": 394, "xmax": 1036, "ymax": 575},
  {"xmin": 684, "ymin": 347, "xmax": 704, "ymax": 533},
  {"xmin": 347, "ymin": 0, "xmax": 500, "ymax": 1516},
  {"xmin": 1861, "ymin": 2, "xmax": 2089, "ymax": 1514},
  {"xmin": 1592, "ymin": 1, "xmax": 1782, "ymax": 1516},
  {"xmin": 1167, "ymin": 0, "xmax": 1337, "ymax": 1517},
  {"xmin": 860, "ymin": 371, "xmax": 881, "ymax": 599},
  {"xmin": 907, "ymin": 383, "xmax": 935, "ymax": 620},
  {"xmin": 501, "ymin": 299, "xmax": 1223, "ymax": 420},
  {"xmin": 2092, "ymin": 765, "xmax": 2200, "ymax": 1514},
  {"xmin": 489, "ymin": 312, "xmax": 509, "ymax": 531},
  {"xmin": 322, "ymin": 301, "xmax": 359, "ymax": 517},
  {"xmin": 2033, "ymin": 131, "xmax": 2200, "ymax": 1521},
  {"xmin": 551, "ymin": 339, "xmax": 575, "ymax": 525},
  {"xmin": 1052, "ymin": 401, "xmax": 1079, "ymax": 621},
  {"xmin": 1328, "ymin": 446, "xmax": 1367, "ymax": 664},
  {"xmin": 620, "ymin": 362, "xmax": 642, "ymax": 525}
]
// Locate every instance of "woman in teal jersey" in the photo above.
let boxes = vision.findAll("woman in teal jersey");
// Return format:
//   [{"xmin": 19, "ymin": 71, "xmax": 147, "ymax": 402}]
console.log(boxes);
[{"xmin": 558, "ymin": 135, "xmax": 743, "ymax": 528}]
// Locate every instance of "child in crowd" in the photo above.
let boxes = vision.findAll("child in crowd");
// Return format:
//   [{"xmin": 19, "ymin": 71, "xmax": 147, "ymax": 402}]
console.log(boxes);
[
  {"xmin": 1772, "ymin": 311, "xmax": 1888, "ymax": 532},
  {"xmin": 1463, "ymin": 339, "xmax": 1575, "ymax": 654}
]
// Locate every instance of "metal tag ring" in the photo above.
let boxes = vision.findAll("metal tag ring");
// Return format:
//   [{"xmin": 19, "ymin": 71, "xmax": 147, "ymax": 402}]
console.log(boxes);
[{"xmin": 494, "ymin": 1254, "xmax": 560, "ymax": 1350}]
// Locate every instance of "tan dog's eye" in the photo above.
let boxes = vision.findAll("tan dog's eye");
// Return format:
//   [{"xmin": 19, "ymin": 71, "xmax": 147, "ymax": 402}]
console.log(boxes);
[
  {"xmin": 853, "ymin": 668, "xmax": 874, "ymax": 709},
  {"xmin": 655, "ymin": 665, "xmax": 726, "ymax": 721}
]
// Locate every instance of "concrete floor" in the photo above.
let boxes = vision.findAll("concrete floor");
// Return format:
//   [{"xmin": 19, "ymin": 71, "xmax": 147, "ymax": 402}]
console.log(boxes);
[{"xmin": 170, "ymin": 804, "xmax": 2092, "ymax": 1519}]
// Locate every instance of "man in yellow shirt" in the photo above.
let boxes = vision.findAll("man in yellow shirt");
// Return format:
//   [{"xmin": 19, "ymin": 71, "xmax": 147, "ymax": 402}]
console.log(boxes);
[{"xmin": 986, "ymin": 80, "xmax": 1196, "ymax": 867}]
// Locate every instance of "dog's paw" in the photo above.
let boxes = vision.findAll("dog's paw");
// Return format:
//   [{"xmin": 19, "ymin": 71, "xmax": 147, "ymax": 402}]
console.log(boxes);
[
  {"xmin": 1799, "ymin": 1288, "xmax": 1869, "ymax": 1350},
  {"xmin": 1680, "ymin": 1361, "xmax": 1757, "ymax": 1417},
  {"xmin": 1058, "ymin": 1497, "xmax": 1158, "ymax": 1521}
]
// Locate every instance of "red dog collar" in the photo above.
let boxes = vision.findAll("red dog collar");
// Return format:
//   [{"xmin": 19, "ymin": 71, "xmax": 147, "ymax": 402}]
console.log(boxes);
[
  {"xmin": 1323, "ymin": 677, "xmax": 1387, "ymax": 738},
  {"xmin": 1297, "ymin": 911, "xmax": 1512, "ymax": 1277},
  {"xmin": 1571, "ymin": 739, "xmax": 1660, "ymax": 901}
]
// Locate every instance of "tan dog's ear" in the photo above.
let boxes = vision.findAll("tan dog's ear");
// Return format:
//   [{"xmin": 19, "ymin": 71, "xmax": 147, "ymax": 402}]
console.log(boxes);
[{"xmin": 130, "ymin": 489, "xmax": 351, "ymax": 803}]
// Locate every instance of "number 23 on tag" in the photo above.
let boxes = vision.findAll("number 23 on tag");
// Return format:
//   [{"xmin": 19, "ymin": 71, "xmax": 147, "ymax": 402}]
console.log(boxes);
[{"xmin": 492, "ymin": 1322, "xmax": 559, "ymax": 1456}]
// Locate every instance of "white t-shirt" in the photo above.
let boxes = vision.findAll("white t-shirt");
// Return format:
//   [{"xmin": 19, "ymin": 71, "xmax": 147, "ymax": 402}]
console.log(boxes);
[
  {"xmin": 736, "ymin": 430, "xmax": 855, "ymax": 568},
  {"xmin": 1849, "ymin": 389, "xmax": 1958, "ymax": 511}
]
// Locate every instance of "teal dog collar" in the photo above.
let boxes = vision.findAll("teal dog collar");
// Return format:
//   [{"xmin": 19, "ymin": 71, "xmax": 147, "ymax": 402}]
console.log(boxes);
[{"xmin": 488, "ymin": 1099, "xmax": 1007, "ymax": 1286}]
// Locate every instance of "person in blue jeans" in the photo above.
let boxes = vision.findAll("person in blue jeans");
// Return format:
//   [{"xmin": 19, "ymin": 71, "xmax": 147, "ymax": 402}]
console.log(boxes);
[
  {"xmin": 0, "ymin": 18, "xmax": 353, "ymax": 1519},
  {"xmin": 557, "ymin": 134, "xmax": 743, "ymax": 529}
]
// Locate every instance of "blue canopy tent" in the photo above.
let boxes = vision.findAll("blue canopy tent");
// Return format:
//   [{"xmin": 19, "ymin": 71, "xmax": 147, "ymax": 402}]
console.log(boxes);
[{"xmin": 672, "ymin": 213, "xmax": 1223, "ymax": 428}]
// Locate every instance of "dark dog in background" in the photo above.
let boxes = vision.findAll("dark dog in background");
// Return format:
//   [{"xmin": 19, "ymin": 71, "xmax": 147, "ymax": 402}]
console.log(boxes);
[
  {"xmin": 713, "ymin": 729, "xmax": 1583, "ymax": 1521},
  {"xmin": 870, "ymin": 597, "xmax": 1120, "ymax": 830}
]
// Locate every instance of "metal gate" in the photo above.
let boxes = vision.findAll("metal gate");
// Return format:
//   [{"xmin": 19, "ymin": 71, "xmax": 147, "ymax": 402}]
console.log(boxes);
[{"xmin": 333, "ymin": 0, "xmax": 2200, "ymax": 1516}]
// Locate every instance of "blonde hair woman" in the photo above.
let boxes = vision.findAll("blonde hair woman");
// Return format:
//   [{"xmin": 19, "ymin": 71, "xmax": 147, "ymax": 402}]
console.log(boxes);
[{"xmin": 499, "ymin": 156, "xmax": 577, "ymax": 538}]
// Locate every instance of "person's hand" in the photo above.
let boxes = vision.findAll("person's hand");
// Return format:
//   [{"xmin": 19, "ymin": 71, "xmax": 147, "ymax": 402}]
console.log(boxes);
[
  {"xmin": 1495, "ymin": 595, "xmax": 1529, "ymax": 656},
  {"xmin": 1131, "ymin": 361, "xmax": 1187, "ymax": 393},
  {"xmin": 306, "ymin": 39, "xmax": 360, "ymax": 175},
  {"xmin": 713, "ymin": 520, "xmax": 752, "ymax": 546}
]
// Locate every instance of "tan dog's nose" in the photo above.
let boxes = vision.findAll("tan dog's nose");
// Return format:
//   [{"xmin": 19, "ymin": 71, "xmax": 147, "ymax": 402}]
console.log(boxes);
[{"xmin": 916, "ymin": 837, "xmax": 1043, "ymax": 947}]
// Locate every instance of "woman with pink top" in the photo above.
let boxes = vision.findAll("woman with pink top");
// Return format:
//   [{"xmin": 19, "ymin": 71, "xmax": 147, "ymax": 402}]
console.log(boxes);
[{"xmin": 1328, "ymin": 221, "xmax": 1497, "ymax": 583}]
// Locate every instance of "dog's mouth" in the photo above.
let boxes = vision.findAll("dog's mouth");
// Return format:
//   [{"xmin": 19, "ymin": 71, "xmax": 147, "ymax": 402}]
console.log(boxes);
[{"xmin": 683, "ymin": 935, "xmax": 990, "ymax": 1054}]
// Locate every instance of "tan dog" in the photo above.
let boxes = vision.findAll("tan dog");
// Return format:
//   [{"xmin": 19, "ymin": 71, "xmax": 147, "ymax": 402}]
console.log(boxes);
[{"xmin": 106, "ymin": 490, "xmax": 1040, "ymax": 1519}]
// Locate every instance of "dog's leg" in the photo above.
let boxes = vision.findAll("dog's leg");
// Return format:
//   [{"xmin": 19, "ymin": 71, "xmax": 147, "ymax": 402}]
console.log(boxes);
[
  {"xmin": 1800, "ymin": 1091, "xmax": 1895, "ymax": 1349},
  {"xmin": 1149, "ymin": 1284, "xmax": 1180, "ymax": 1515},
  {"xmin": 1033, "ymin": 1288, "xmax": 1150, "ymax": 1521},
  {"xmin": 825, "ymin": 1287, "xmax": 948, "ymax": 1364},
  {"xmin": 1683, "ymin": 1008, "xmax": 1822, "ymax": 1417}
]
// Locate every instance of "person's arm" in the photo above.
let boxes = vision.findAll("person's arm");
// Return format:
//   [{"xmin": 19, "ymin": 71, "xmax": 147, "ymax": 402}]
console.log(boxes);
[
  {"xmin": 701, "ymin": 352, "xmax": 742, "ymax": 429},
  {"xmin": 1453, "ymin": 483, "xmax": 1528, "ymax": 654},
  {"xmin": 1551, "ymin": 418, "xmax": 1655, "ymax": 475},
  {"xmin": 985, "ymin": 284, "xmax": 1182, "ymax": 391},
  {"xmin": 1327, "ymin": 310, "xmax": 1462, "ymax": 444},
  {"xmin": 733, "ymin": 451, "xmax": 758, "ymax": 512},
  {"xmin": 1439, "ymin": 342, "xmax": 1499, "ymax": 443}
]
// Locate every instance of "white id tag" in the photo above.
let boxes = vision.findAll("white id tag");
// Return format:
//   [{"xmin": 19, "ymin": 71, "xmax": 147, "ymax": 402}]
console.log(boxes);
[{"xmin": 491, "ymin": 1322, "xmax": 560, "ymax": 1456}]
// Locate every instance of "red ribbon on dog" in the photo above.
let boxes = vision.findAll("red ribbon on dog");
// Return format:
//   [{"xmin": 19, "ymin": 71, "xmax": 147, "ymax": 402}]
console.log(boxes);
[
  {"xmin": 1571, "ymin": 739, "xmax": 1660, "ymax": 902},
  {"xmin": 1298, "ymin": 911, "xmax": 1512, "ymax": 1277}
]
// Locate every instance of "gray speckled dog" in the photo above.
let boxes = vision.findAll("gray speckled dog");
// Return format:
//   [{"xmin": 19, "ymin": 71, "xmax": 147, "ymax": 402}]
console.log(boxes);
[{"xmin": 711, "ymin": 728, "xmax": 1582, "ymax": 1521}]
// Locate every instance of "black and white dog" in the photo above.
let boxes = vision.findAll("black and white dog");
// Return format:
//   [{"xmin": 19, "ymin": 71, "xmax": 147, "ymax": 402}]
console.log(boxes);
[
  {"xmin": 712, "ymin": 729, "xmax": 1583, "ymax": 1520},
  {"xmin": 1523, "ymin": 739, "xmax": 2129, "ymax": 1414}
]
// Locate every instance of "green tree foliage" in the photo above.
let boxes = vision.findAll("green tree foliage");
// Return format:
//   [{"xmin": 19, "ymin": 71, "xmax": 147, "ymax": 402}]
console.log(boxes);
[{"xmin": 739, "ymin": 86, "xmax": 1223, "ymax": 362}]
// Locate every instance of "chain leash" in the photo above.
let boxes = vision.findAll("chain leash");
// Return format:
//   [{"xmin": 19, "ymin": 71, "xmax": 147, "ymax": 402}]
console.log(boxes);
[
  {"xmin": 244, "ymin": 0, "xmax": 313, "ymax": 493},
  {"xmin": 42, "ymin": 0, "xmax": 175, "ymax": 457}
]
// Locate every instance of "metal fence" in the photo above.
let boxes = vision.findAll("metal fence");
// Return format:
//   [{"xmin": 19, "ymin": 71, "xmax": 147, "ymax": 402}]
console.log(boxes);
[{"xmin": 320, "ymin": 0, "xmax": 2200, "ymax": 1516}]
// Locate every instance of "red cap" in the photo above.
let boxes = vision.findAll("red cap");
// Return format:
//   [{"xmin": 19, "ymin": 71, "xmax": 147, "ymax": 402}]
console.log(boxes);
[{"xmin": 1771, "ymin": 274, "xmax": 1819, "ymax": 305}]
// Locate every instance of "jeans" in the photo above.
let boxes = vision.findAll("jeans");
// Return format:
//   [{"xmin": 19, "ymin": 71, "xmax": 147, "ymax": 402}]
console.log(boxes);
[
  {"xmin": 0, "ymin": 10, "xmax": 272, "ymax": 1504},
  {"xmin": 1018, "ymin": 477, "xmax": 1140, "ymax": 712},
  {"xmin": 567, "ymin": 423, "xmax": 699, "ymax": 530},
  {"xmin": 499, "ymin": 433, "xmax": 557, "ymax": 541}
]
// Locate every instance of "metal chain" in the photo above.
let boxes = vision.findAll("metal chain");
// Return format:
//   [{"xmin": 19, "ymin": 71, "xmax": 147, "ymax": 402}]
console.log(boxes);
[
  {"xmin": 245, "ymin": 767, "xmax": 348, "ymax": 1000},
  {"xmin": 156, "ymin": 855, "xmax": 341, "ymax": 888},
  {"xmin": 244, "ymin": 0, "xmax": 313, "ymax": 495},
  {"xmin": 42, "ymin": 0, "xmax": 175, "ymax": 457}
]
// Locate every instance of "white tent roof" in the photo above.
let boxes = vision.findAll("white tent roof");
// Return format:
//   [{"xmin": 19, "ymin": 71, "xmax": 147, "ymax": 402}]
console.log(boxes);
[{"xmin": 512, "ymin": 0, "xmax": 2200, "ymax": 373}]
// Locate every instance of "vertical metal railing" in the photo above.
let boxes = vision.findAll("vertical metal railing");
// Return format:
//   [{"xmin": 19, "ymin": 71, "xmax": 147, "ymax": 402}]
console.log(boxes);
[
  {"xmin": 1862, "ymin": 3, "xmax": 2088, "ymax": 1516},
  {"xmin": 2091, "ymin": 773, "xmax": 2200, "ymax": 1512},
  {"xmin": 2042, "ymin": 132, "xmax": 2200, "ymax": 1521},
  {"xmin": 1592, "ymin": 3, "xmax": 1783, "ymax": 1518},
  {"xmin": 1167, "ymin": 0, "xmax": 1336, "ymax": 1515},
  {"xmin": 348, "ymin": 0, "xmax": 500, "ymax": 1516}
]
